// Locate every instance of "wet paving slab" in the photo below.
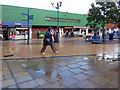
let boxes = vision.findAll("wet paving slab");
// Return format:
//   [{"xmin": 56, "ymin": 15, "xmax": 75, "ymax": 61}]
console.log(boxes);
[
  {"xmin": 1, "ymin": 53, "xmax": 119, "ymax": 88},
  {"xmin": 1, "ymin": 38, "xmax": 119, "ymax": 59},
  {"xmin": 0, "ymin": 38, "xmax": 120, "ymax": 89}
]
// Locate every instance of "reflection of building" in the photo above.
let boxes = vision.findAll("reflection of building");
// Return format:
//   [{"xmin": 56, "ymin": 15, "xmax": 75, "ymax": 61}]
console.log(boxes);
[{"xmin": 1, "ymin": 5, "xmax": 99, "ymax": 40}]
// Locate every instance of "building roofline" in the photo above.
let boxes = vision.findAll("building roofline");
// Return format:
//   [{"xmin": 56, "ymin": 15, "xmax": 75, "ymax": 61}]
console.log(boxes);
[{"xmin": 1, "ymin": 4, "xmax": 88, "ymax": 16}]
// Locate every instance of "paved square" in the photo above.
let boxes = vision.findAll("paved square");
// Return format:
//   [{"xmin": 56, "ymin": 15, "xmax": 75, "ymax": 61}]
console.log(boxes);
[{"xmin": 1, "ymin": 38, "xmax": 119, "ymax": 89}]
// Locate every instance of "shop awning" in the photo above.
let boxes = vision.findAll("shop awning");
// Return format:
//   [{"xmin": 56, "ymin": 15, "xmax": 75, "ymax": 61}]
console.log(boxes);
[
  {"xmin": 2, "ymin": 21, "xmax": 32, "ymax": 27},
  {"xmin": 64, "ymin": 27, "xmax": 73, "ymax": 29},
  {"xmin": 73, "ymin": 26, "xmax": 88, "ymax": 29}
]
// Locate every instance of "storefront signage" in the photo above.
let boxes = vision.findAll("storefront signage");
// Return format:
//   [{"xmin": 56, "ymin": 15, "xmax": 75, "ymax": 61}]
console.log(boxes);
[
  {"xmin": 45, "ymin": 17, "xmax": 80, "ymax": 23},
  {"xmin": 8, "ymin": 28, "xmax": 16, "ymax": 32},
  {"xmin": 64, "ymin": 27, "xmax": 73, "ymax": 29},
  {"xmin": 73, "ymin": 26, "xmax": 88, "ymax": 29},
  {"xmin": 2, "ymin": 22, "xmax": 32, "ymax": 27},
  {"xmin": 15, "ymin": 22, "xmax": 21, "ymax": 25}
]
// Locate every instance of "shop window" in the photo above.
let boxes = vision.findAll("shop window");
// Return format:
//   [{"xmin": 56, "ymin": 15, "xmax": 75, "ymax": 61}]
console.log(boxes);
[
  {"xmin": 15, "ymin": 31, "xmax": 20, "ymax": 35},
  {"xmin": 44, "ymin": 30, "xmax": 47, "ymax": 32},
  {"xmin": 34, "ymin": 30, "xmax": 38, "ymax": 38},
  {"xmin": 88, "ymin": 30, "xmax": 92, "ymax": 33},
  {"xmin": 39, "ymin": 30, "xmax": 42, "ymax": 33},
  {"xmin": 73, "ymin": 28, "xmax": 79, "ymax": 31}
]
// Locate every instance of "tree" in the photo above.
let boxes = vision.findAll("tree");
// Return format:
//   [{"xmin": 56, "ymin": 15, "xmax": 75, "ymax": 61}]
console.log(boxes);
[
  {"xmin": 86, "ymin": 2, "xmax": 119, "ymax": 41},
  {"xmin": 96, "ymin": 2, "xmax": 119, "ymax": 28},
  {"xmin": 86, "ymin": 3, "xmax": 102, "ymax": 28},
  {"xmin": 115, "ymin": 1, "xmax": 120, "ymax": 29}
]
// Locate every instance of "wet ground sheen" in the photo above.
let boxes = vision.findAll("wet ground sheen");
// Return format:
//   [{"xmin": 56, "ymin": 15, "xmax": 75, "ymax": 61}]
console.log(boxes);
[{"xmin": 0, "ymin": 37, "xmax": 119, "ymax": 88}]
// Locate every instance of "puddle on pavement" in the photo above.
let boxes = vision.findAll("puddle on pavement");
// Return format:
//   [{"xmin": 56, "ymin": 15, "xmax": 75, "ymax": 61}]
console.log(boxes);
[
  {"xmin": 20, "ymin": 53, "xmax": 118, "ymax": 75},
  {"xmin": 96, "ymin": 53, "xmax": 118, "ymax": 61},
  {"xmin": 88, "ymin": 56, "xmax": 98, "ymax": 58},
  {"xmin": 18, "ymin": 58, "xmax": 64, "ymax": 87},
  {"xmin": 87, "ymin": 53, "xmax": 119, "ymax": 62},
  {"xmin": 83, "ymin": 57, "xmax": 89, "ymax": 60},
  {"xmin": 4, "ymin": 53, "xmax": 119, "ymax": 88}
]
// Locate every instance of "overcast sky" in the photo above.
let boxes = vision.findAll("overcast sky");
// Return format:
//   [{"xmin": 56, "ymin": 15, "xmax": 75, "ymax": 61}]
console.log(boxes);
[{"xmin": 1, "ymin": 0, "xmax": 96, "ymax": 14}]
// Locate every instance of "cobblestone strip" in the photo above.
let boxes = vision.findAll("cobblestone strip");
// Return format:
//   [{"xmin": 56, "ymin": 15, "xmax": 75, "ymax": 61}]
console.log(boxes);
[{"xmin": 3, "ymin": 60, "xmax": 19, "ymax": 88}]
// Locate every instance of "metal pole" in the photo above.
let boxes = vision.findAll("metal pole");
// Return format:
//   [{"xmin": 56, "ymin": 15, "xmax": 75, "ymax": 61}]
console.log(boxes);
[
  {"xmin": 113, "ymin": 23, "xmax": 114, "ymax": 36},
  {"xmin": 51, "ymin": 1, "xmax": 62, "ymax": 43},
  {"xmin": 27, "ymin": 9, "xmax": 29, "ymax": 45},
  {"xmin": 57, "ymin": 2, "xmax": 59, "ymax": 43},
  {"xmin": 102, "ymin": 28, "xmax": 106, "ymax": 42}
]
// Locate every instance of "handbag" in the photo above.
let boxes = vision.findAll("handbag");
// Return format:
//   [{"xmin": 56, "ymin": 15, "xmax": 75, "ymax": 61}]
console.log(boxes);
[{"xmin": 45, "ymin": 38, "xmax": 50, "ymax": 43}]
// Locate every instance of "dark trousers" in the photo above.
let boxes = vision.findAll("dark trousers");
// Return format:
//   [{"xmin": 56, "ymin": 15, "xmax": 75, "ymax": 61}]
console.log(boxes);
[{"xmin": 41, "ymin": 45, "xmax": 57, "ymax": 53}]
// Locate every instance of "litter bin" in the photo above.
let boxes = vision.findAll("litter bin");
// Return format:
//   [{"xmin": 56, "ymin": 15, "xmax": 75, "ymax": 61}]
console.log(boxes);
[
  {"xmin": 109, "ymin": 33, "xmax": 113, "ymax": 40},
  {"xmin": 39, "ymin": 32, "xmax": 45, "ymax": 38},
  {"xmin": 8, "ymin": 39, "xmax": 14, "ymax": 41}
]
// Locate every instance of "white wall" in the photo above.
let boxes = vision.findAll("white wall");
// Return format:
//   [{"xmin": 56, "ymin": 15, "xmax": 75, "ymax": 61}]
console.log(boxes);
[
  {"xmin": 59, "ymin": 28, "xmax": 64, "ymax": 37},
  {"xmin": 30, "ymin": 27, "xmax": 32, "ymax": 39}
]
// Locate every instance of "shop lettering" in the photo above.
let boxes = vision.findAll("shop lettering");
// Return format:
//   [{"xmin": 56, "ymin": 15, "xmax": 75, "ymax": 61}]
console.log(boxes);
[
  {"xmin": 45, "ymin": 17, "xmax": 80, "ymax": 23},
  {"xmin": 15, "ymin": 23, "xmax": 21, "ymax": 25}
]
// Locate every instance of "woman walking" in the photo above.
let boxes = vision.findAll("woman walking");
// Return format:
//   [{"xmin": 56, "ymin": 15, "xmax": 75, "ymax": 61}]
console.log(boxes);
[{"xmin": 40, "ymin": 27, "xmax": 58, "ymax": 54}]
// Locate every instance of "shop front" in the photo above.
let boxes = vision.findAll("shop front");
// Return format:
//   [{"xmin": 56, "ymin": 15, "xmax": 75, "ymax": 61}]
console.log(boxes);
[
  {"xmin": 64, "ymin": 27, "xmax": 73, "ymax": 33},
  {"xmin": 2, "ymin": 21, "xmax": 32, "ymax": 40},
  {"xmin": 73, "ymin": 26, "xmax": 89, "ymax": 35},
  {"xmin": 1, "ymin": 5, "xmax": 91, "ymax": 40},
  {"xmin": 0, "ymin": 20, "xmax": 3, "ymax": 39},
  {"xmin": 32, "ymin": 26, "xmax": 64, "ymax": 39},
  {"xmin": 32, "ymin": 26, "xmax": 57, "ymax": 39}
]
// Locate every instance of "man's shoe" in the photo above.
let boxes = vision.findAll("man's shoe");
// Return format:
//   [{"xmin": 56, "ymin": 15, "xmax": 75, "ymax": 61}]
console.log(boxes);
[
  {"xmin": 55, "ymin": 51, "xmax": 58, "ymax": 53},
  {"xmin": 41, "ymin": 52, "xmax": 45, "ymax": 54}
]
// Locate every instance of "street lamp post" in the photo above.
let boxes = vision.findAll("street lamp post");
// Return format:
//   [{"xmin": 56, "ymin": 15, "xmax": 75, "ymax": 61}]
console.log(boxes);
[
  {"xmin": 113, "ymin": 23, "xmax": 114, "ymax": 36},
  {"xmin": 27, "ymin": 10, "xmax": 30, "ymax": 45},
  {"xmin": 118, "ymin": 1, "xmax": 120, "ymax": 37},
  {"xmin": 51, "ymin": 1, "xmax": 62, "ymax": 43}
]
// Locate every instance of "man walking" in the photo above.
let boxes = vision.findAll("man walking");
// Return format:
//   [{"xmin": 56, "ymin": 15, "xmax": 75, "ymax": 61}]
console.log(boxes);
[{"xmin": 41, "ymin": 27, "xmax": 58, "ymax": 54}]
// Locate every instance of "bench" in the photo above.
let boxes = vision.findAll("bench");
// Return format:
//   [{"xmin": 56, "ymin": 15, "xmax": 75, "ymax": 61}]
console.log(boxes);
[{"xmin": 92, "ymin": 36, "xmax": 100, "ymax": 43}]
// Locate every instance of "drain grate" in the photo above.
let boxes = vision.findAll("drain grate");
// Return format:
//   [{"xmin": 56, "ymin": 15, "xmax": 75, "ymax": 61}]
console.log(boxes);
[{"xmin": 4, "ymin": 54, "xmax": 14, "ymax": 57}]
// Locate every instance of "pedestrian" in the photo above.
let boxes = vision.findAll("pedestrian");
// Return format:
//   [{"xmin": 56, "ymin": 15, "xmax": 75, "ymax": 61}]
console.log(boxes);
[
  {"xmin": 71, "ymin": 31, "xmax": 74, "ymax": 37},
  {"xmin": 68, "ymin": 31, "xmax": 71, "ymax": 38},
  {"xmin": 117, "ymin": 31, "xmax": 119, "ymax": 37},
  {"xmin": 82, "ymin": 31, "xmax": 85, "ymax": 37},
  {"xmin": 53, "ymin": 30, "xmax": 58, "ymax": 43},
  {"xmin": 65, "ymin": 31, "xmax": 69, "ymax": 38},
  {"xmin": 40, "ymin": 27, "xmax": 58, "ymax": 54},
  {"xmin": 51, "ymin": 29, "xmax": 54, "ymax": 42}
]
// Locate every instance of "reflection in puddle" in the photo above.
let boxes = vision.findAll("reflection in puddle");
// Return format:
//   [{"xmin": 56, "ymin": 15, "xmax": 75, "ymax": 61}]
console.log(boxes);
[
  {"xmin": 17, "ymin": 53, "xmax": 119, "ymax": 87},
  {"xmin": 87, "ymin": 53, "xmax": 119, "ymax": 62},
  {"xmin": 88, "ymin": 56, "xmax": 98, "ymax": 58},
  {"xmin": 83, "ymin": 57, "xmax": 88, "ymax": 60},
  {"xmin": 36, "ymin": 69, "xmax": 45, "ymax": 75},
  {"xmin": 5, "ymin": 52, "xmax": 119, "ymax": 88},
  {"xmin": 20, "ymin": 58, "xmax": 63, "ymax": 87},
  {"xmin": 21, "ymin": 63, "xmax": 27, "ymax": 67},
  {"xmin": 97, "ymin": 53, "xmax": 118, "ymax": 61}
]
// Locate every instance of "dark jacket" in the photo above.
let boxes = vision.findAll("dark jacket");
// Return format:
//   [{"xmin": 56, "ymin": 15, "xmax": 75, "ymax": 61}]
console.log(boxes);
[{"xmin": 43, "ymin": 28, "xmax": 53, "ymax": 46}]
